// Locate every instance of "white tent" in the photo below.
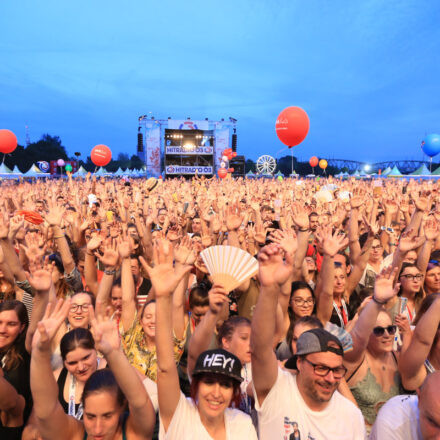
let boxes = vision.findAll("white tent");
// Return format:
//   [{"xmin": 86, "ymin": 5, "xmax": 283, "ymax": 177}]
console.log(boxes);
[
  {"xmin": 23, "ymin": 165, "xmax": 49, "ymax": 178},
  {"xmin": 11, "ymin": 166, "xmax": 23, "ymax": 177},
  {"xmin": 73, "ymin": 166, "xmax": 88, "ymax": 176},
  {"xmin": 0, "ymin": 163, "xmax": 13, "ymax": 176}
]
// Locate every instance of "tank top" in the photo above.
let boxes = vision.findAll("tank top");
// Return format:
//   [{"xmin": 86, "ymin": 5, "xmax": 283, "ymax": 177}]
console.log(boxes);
[
  {"xmin": 57, "ymin": 367, "xmax": 81, "ymax": 418},
  {"xmin": 348, "ymin": 352, "xmax": 404, "ymax": 429},
  {"xmin": 83, "ymin": 412, "xmax": 128, "ymax": 440}
]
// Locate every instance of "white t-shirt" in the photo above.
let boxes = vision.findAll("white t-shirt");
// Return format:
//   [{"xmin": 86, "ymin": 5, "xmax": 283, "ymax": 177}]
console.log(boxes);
[
  {"xmin": 254, "ymin": 368, "xmax": 366, "ymax": 440},
  {"xmin": 162, "ymin": 392, "xmax": 257, "ymax": 440},
  {"xmin": 370, "ymin": 395, "xmax": 422, "ymax": 440}
]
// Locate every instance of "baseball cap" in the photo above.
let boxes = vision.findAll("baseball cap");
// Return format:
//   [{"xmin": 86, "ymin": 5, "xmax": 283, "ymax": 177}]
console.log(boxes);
[
  {"xmin": 192, "ymin": 349, "xmax": 243, "ymax": 383},
  {"xmin": 285, "ymin": 328, "xmax": 343, "ymax": 370}
]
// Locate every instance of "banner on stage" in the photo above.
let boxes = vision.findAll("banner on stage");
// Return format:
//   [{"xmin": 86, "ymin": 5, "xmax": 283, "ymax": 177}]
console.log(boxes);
[
  {"xmin": 165, "ymin": 146, "xmax": 213, "ymax": 155},
  {"xmin": 165, "ymin": 165, "xmax": 213, "ymax": 174},
  {"xmin": 167, "ymin": 120, "xmax": 210, "ymax": 131}
]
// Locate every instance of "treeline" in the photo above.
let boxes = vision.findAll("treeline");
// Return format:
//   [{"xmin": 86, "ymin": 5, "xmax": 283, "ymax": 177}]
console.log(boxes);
[{"xmin": 2, "ymin": 134, "xmax": 144, "ymax": 172}]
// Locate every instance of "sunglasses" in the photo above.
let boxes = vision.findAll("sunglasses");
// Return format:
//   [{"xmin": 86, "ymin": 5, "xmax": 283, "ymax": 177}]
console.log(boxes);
[{"xmin": 372, "ymin": 325, "xmax": 397, "ymax": 336}]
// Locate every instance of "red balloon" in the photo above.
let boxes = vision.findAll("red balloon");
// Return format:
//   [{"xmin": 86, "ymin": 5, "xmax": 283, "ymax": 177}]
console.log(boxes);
[
  {"xmin": 232, "ymin": 152, "xmax": 237, "ymax": 157},
  {"xmin": 218, "ymin": 168, "xmax": 227, "ymax": 179},
  {"xmin": 228, "ymin": 168, "xmax": 234, "ymax": 173},
  {"xmin": 91, "ymin": 144, "xmax": 112, "ymax": 167},
  {"xmin": 0, "ymin": 129, "xmax": 17, "ymax": 154},
  {"xmin": 309, "ymin": 156, "xmax": 319, "ymax": 167},
  {"xmin": 275, "ymin": 107, "xmax": 309, "ymax": 147}
]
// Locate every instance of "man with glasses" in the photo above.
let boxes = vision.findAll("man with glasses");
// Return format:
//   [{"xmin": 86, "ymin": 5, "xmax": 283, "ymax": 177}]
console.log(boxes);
[{"xmin": 254, "ymin": 329, "xmax": 365, "ymax": 439}]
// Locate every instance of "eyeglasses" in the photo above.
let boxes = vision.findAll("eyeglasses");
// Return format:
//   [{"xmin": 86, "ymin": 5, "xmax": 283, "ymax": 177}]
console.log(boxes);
[
  {"xmin": 302, "ymin": 358, "xmax": 347, "ymax": 379},
  {"xmin": 400, "ymin": 274, "xmax": 424, "ymax": 281},
  {"xmin": 293, "ymin": 298, "xmax": 315, "ymax": 306},
  {"xmin": 372, "ymin": 325, "xmax": 397, "ymax": 336},
  {"xmin": 70, "ymin": 304, "xmax": 90, "ymax": 313},
  {"xmin": 371, "ymin": 245, "xmax": 383, "ymax": 250}
]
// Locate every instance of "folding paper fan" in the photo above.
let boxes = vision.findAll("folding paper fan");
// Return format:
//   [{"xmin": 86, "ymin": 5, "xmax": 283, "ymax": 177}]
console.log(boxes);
[
  {"xmin": 15, "ymin": 210, "xmax": 44, "ymax": 225},
  {"xmin": 200, "ymin": 245, "xmax": 258, "ymax": 293}
]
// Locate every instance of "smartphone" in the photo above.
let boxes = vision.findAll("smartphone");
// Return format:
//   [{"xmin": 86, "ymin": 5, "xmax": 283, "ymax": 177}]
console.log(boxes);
[
  {"xmin": 399, "ymin": 297, "xmax": 408, "ymax": 315},
  {"xmin": 183, "ymin": 202, "xmax": 189, "ymax": 214},
  {"xmin": 402, "ymin": 185, "xmax": 407, "ymax": 195}
]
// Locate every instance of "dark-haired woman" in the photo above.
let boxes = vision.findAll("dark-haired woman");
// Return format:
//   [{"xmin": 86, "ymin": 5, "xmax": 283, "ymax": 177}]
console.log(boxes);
[
  {"xmin": 147, "ymin": 239, "xmax": 257, "ymax": 438},
  {"xmin": 188, "ymin": 285, "xmax": 254, "ymax": 414},
  {"xmin": 30, "ymin": 299, "xmax": 155, "ymax": 440},
  {"xmin": 54, "ymin": 328, "xmax": 106, "ymax": 419}
]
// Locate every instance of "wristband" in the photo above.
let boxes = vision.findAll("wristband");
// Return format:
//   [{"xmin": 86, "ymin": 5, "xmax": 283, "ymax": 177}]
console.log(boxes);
[
  {"xmin": 372, "ymin": 296, "xmax": 388, "ymax": 305},
  {"xmin": 104, "ymin": 269, "xmax": 116, "ymax": 276},
  {"xmin": 53, "ymin": 234, "xmax": 65, "ymax": 239},
  {"xmin": 389, "ymin": 243, "xmax": 396, "ymax": 246}
]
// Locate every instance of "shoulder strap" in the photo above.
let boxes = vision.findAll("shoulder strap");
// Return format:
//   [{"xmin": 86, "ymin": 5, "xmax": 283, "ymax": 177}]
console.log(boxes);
[{"xmin": 346, "ymin": 356, "xmax": 365, "ymax": 382}]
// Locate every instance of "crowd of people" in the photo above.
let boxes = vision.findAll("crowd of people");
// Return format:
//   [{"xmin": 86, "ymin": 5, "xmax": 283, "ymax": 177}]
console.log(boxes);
[{"xmin": 0, "ymin": 172, "xmax": 439, "ymax": 440}]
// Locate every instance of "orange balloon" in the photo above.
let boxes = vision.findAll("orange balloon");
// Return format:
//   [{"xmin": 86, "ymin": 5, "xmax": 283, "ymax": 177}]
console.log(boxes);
[
  {"xmin": 0, "ymin": 129, "xmax": 17, "ymax": 154},
  {"xmin": 91, "ymin": 144, "xmax": 112, "ymax": 167},
  {"xmin": 275, "ymin": 107, "xmax": 310, "ymax": 147},
  {"xmin": 319, "ymin": 159, "xmax": 328, "ymax": 169},
  {"xmin": 218, "ymin": 168, "xmax": 227, "ymax": 179},
  {"xmin": 309, "ymin": 156, "xmax": 319, "ymax": 167}
]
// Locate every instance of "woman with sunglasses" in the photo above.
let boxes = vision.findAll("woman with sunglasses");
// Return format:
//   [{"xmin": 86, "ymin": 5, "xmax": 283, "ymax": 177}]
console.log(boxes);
[
  {"xmin": 398, "ymin": 293, "xmax": 440, "ymax": 391},
  {"xmin": 344, "ymin": 267, "xmax": 405, "ymax": 433}
]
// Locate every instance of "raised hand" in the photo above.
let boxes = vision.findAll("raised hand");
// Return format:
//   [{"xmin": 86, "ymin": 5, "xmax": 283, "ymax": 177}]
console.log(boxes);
[
  {"xmin": 174, "ymin": 236, "xmax": 196, "ymax": 265},
  {"xmin": 269, "ymin": 229, "xmax": 298, "ymax": 257},
  {"xmin": 0, "ymin": 210, "xmax": 10, "ymax": 239},
  {"xmin": 89, "ymin": 307, "xmax": 120, "ymax": 356},
  {"xmin": 362, "ymin": 214, "xmax": 380, "ymax": 236},
  {"xmin": 32, "ymin": 299, "xmax": 70, "ymax": 351},
  {"xmin": 424, "ymin": 218, "xmax": 439, "ymax": 241},
  {"xmin": 208, "ymin": 284, "xmax": 229, "ymax": 315},
  {"xmin": 117, "ymin": 235, "xmax": 133, "ymax": 259},
  {"xmin": 26, "ymin": 266, "xmax": 53, "ymax": 292},
  {"xmin": 398, "ymin": 229, "xmax": 425, "ymax": 253},
  {"xmin": 86, "ymin": 235, "xmax": 103, "ymax": 252},
  {"xmin": 316, "ymin": 226, "xmax": 348, "ymax": 257},
  {"xmin": 96, "ymin": 240, "xmax": 119, "ymax": 268},
  {"xmin": 139, "ymin": 239, "xmax": 192, "ymax": 298},
  {"xmin": 291, "ymin": 203, "xmax": 309, "ymax": 230},
  {"xmin": 373, "ymin": 266, "xmax": 399, "ymax": 304},
  {"xmin": 350, "ymin": 188, "xmax": 365, "ymax": 209},
  {"xmin": 9, "ymin": 215, "xmax": 25, "ymax": 239},
  {"xmin": 225, "ymin": 204, "xmax": 243, "ymax": 231},
  {"xmin": 45, "ymin": 201, "xmax": 64, "ymax": 226},
  {"xmin": 258, "ymin": 243, "xmax": 293, "ymax": 288},
  {"xmin": 411, "ymin": 192, "xmax": 429, "ymax": 212}
]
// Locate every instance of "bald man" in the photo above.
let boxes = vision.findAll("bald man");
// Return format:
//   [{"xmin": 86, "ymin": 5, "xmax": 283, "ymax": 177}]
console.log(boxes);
[{"xmin": 370, "ymin": 371, "xmax": 440, "ymax": 439}]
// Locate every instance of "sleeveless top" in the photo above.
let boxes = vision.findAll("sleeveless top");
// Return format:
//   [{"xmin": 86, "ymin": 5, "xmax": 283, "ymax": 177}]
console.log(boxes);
[
  {"xmin": 57, "ymin": 367, "xmax": 81, "ymax": 417},
  {"xmin": 348, "ymin": 352, "xmax": 404, "ymax": 429},
  {"xmin": 83, "ymin": 412, "xmax": 128, "ymax": 440}
]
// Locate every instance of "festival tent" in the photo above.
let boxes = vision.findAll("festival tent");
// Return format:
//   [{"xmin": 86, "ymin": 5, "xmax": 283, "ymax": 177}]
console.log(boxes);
[
  {"xmin": 0, "ymin": 163, "xmax": 14, "ymax": 177},
  {"xmin": 275, "ymin": 171, "xmax": 284, "ymax": 178},
  {"xmin": 381, "ymin": 167, "xmax": 392, "ymax": 176},
  {"xmin": 73, "ymin": 166, "xmax": 88, "ymax": 176},
  {"xmin": 23, "ymin": 165, "xmax": 50, "ymax": 178},
  {"xmin": 409, "ymin": 164, "xmax": 431, "ymax": 177},
  {"xmin": 245, "ymin": 171, "xmax": 256, "ymax": 178},
  {"xmin": 386, "ymin": 165, "xmax": 403, "ymax": 177},
  {"xmin": 431, "ymin": 166, "xmax": 440, "ymax": 176},
  {"xmin": 113, "ymin": 167, "xmax": 126, "ymax": 176},
  {"xmin": 11, "ymin": 166, "xmax": 23, "ymax": 176}
]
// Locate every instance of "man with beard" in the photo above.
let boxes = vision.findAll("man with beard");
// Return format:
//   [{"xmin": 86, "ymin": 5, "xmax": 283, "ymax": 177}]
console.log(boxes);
[{"xmin": 251, "ymin": 245, "xmax": 365, "ymax": 439}]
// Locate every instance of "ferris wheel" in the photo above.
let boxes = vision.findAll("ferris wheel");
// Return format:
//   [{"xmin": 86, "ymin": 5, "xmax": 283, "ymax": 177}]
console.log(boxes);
[{"xmin": 256, "ymin": 155, "xmax": 277, "ymax": 175}]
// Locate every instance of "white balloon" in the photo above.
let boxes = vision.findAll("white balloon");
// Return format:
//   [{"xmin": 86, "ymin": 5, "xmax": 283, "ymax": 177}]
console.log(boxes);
[
  {"xmin": 222, "ymin": 155, "xmax": 228, "ymax": 162},
  {"xmin": 220, "ymin": 161, "xmax": 226, "ymax": 168}
]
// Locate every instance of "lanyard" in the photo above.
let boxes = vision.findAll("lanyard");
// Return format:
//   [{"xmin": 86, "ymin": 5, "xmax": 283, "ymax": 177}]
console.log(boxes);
[
  {"xmin": 68, "ymin": 374, "xmax": 84, "ymax": 420},
  {"xmin": 406, "ymin": 304, "xmax": 414, "ymax": 323},
  {"xmin": 333, "ymin": 299, "xmax": 348, "ymax": 327}
]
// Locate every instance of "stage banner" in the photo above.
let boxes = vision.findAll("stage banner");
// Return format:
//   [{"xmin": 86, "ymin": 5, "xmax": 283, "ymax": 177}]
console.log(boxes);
[
  {"xmin": 167, "ymin": 120, "xmax": 209, "ymax": 130},
  {"xmin": 146, "ymin": 126, "xmax": 161, "ymax": 177},
  {"xmin": 214, "ymin": 127, "xmax": 230, "ymax": 171},
  {"xmin": 165, "ymin": 146, "xmax": 213, "ymax": 155},
  {"xmin": 165, "ymin": 165, "xmax": 213, "ymax": 175}
]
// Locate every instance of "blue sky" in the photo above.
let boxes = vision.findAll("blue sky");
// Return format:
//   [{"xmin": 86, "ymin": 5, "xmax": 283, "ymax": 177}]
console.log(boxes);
[{"xmin": 1, "ymin": 0, "xmax": 440, "ymax": 163}]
